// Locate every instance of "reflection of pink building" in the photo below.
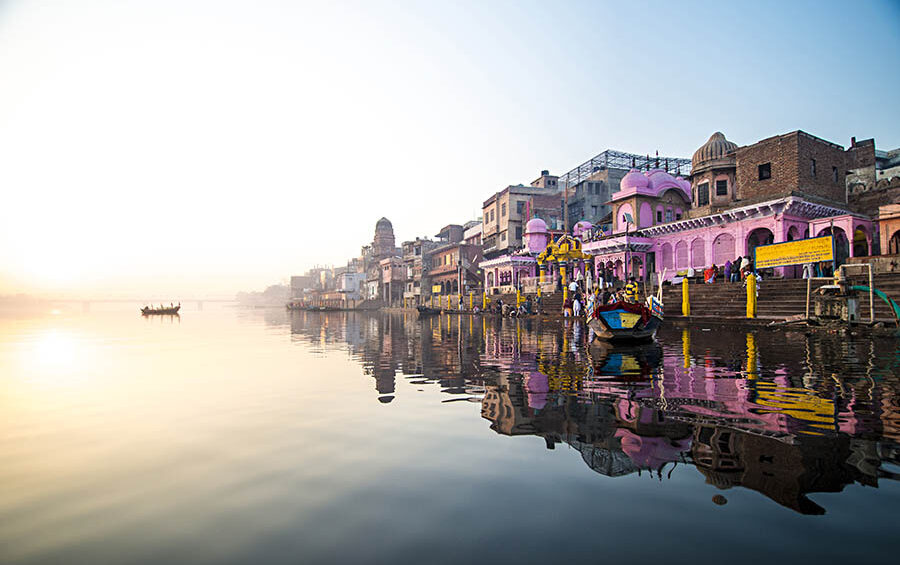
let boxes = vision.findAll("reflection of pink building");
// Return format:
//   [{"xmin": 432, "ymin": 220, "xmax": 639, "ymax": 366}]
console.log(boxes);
[{"xmin": 584, "ymin": 131, "xmax": 875, "ymax": 282}]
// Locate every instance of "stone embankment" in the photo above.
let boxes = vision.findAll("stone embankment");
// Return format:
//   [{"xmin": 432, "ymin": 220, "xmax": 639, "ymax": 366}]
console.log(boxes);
[{"xmin": 661, "ymin": 273, "xmax": 900, "ymax": 323}]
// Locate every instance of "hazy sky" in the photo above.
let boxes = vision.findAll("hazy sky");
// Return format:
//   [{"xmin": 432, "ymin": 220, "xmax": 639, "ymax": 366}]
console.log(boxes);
[{"xmin": 1, "ymin": 0, "xmax": 898, "ymax": 298}]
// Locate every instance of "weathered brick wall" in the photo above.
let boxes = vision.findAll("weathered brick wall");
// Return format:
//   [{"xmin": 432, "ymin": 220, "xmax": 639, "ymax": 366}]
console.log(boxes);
[
  {"xmin": 735, "ymin": 133, "xmax": 800, "ymax": 203},
  {"xmin": 849, "ymin": 178, "xmax": 900, "ymax": 216},
  {"xmin": 796, "ymin": 132, "xmax": 847, "ymax": 204},
  {"xmin": 734, "ymin": 131, "xmax": 848, "ymax": 206}
]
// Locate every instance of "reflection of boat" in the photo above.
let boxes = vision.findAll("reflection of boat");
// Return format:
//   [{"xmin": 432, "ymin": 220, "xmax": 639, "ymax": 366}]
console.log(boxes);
[
  {"xmin": 588, "ymin": 340, "xmax": 662, "ymax": 380},
  {"xmin": 141, "ymin": 305, "xmax": 180, "ymax": 315},
  {"xmin": 417, "ymin": 306, "xmax": 442, "ymax": 317},
  {"xmin": 588, "ymin": 297, "xmax": 663, "ymax": 343}
]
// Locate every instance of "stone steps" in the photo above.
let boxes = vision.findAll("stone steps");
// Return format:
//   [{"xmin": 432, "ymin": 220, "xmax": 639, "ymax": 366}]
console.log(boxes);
[{"xmin": 661, "ymin": 274, "xmax": 900, "ymax": 321}]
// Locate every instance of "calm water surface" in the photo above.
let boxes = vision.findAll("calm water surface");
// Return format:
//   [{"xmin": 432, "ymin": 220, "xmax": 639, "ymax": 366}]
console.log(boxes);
[{"xmin": 2, "ymin": 305, "xmax": 899, "ymax": 564}]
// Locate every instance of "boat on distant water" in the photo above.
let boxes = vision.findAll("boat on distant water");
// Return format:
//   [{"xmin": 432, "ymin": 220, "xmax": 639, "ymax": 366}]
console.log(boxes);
[
  {"xmin": 416, "ymin": 305, "xmax": 442, "ymax": 317},
  {"xmin": 141, "ymin": 304, "xmax": 180, "ymax": 316},
  {"xmin": 588, "ymin": 296, "xmax": 663, "ymax": 343}
]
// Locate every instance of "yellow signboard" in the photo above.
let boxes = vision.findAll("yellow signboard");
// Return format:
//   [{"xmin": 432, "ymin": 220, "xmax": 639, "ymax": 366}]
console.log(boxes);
[
  {"xmin": 755, "ymin": 236, "xmax": 833, "ymax": 269},
  {"xmin": 432, "ymin": 285, "xmax": 442, "ymax": 294}
]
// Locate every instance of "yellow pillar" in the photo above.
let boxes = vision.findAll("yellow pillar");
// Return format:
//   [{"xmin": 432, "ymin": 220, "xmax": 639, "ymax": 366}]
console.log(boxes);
[
  {"xmin": 561, "ymin": 264, "xmax": 568, "ymax": 301},
  {"xmin": 482, "ymin": 292, "xmax": 488, "ymax": 310},
  {"xmin": 430, "ymin": 294, "xmax": 434, "ymax": 308},
  {"xmin": 539, "ymin": 266, "xmax": 545, "ymax": 285},
  {"xmin": 516, "ymin": 289, "xmax": 522, "ymax": 308},
  {"xmin": 746, "ymin": 274, "xmax": 757, "ymax": 318},
  {"xmin": 469, "ymin": 292, "xmax": 473, "ymax": 310},
  {"xmin": 446, "ymin": 294, "xmax": 451, "ymax": 310},
  {"xmin": 682, "ymin": 328, "xmax": 690, "ymax": 369},
  {"xmin": 681, "ymin": 277, "xmax": 690, "ymax": 316}
]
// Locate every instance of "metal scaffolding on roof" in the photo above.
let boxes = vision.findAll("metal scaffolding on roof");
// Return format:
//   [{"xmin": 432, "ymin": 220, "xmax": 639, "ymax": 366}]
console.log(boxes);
[{"xmin": 559, "ymin": 149, "xmax": 693, "ymax": 188}]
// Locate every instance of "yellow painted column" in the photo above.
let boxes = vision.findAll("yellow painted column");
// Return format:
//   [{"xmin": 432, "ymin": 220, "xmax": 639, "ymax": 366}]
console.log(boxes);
[
  {"xmin": 682, "ymin": 328, "xmax": 690, "ymax": 369},
  {"xmin": 681, "ymin": 277, "xmax": 690, "ymax": 316},
  {"xmin": 469, "ymin": 292, "xmax": 473, "ymax": 310},
  {"xmin": 516, "ymin": 289, "xmax": 522, "ymax": 308},
  {"xmin": 446, "ymin": 294, "xmax": 451, "ymax": 310},
  {"xmin": 560, "ymin": 264, "xmax": 568, "ymax": 301},
  {"xmin": 430, "ymin": 294, "xmax": 434, "ymax": 308},
  {"xmin": 746, "ymin": 275, "xmax": 757, "ymax": 318},
  {"xmin": 482, "ymin": 292, "xmax": 488, "ymax": 310}
]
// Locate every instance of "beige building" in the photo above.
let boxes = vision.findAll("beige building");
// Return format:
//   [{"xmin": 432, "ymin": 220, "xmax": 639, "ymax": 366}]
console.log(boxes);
[{"xmin": 482, "ymin": 171, "xmax": 563, "ymax": 259}]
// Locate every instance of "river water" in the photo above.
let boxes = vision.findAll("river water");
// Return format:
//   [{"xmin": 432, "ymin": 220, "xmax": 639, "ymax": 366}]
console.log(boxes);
[{"xmin": 1, "ymin": 305, "xmax": 899, "ymax": 564}]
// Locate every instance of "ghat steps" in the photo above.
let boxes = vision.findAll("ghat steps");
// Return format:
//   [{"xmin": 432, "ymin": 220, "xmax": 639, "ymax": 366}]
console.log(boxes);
[{"xmin": 659, "ymin": 274, "xmax": 900, "ymax": 322}]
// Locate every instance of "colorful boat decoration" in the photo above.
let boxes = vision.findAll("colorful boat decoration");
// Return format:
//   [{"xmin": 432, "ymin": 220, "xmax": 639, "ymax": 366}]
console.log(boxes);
[{"xmin": 588, "ymin": 296, "xmax": 663, "ymax": 343}]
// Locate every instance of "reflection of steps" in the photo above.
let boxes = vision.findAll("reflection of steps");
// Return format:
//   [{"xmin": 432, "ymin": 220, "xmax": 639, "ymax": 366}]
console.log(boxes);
[{"xmin": 661, "ymin": 273, "xmax": 900, "ymax": 322}]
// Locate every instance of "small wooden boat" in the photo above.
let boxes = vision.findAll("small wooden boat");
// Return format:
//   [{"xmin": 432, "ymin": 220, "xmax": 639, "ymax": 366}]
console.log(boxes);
[
  {"xmin": 588, "ymin": 296, "xmax": 663, "ymax": 343},
  {"xmin": 416, "ymin": 305, "xmax": 442, "ymax": 317},
  {"xmin": 141, "ymin": 305, "xmax": 180, "ymax": 316}
]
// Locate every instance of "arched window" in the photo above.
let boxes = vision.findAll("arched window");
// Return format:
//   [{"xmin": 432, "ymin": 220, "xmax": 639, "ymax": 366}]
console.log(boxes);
[
  {"xmin": 691, "ymin": 238, "xmax": 706, "ymax": 268},
  {"xmin": 675, "ymin": 241, "xmax": 689, "ymax": 270},
  {"xmin": 661, "ymin": 243, "xmax": 673, "ymax": 270}
]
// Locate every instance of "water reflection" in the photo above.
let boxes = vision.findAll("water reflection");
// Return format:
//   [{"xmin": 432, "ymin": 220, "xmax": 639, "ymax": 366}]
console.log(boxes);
[{"xmin": 283, "ymin": 310, "xmax": 900, "ymax": 515}]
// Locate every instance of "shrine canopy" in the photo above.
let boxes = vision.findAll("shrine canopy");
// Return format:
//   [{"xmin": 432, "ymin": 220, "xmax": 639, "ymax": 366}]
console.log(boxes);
[{"xmin": 537, "ymin": 234, "xmax": 591, "ymax": 265}]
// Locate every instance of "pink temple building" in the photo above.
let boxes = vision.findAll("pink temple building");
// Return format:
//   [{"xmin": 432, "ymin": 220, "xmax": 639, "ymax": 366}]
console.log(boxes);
[
  {"xmin": 585, "ymin": 131, "xmax": 874, "ymax": 282},
  {"xmin": 481, "ymin": 129, "xmax": 880, "ymax": 293}
]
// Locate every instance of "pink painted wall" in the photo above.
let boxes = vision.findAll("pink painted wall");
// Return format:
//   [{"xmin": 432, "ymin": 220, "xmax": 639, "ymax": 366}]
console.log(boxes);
[{"xmin": 639, "ymin": 202, "xmax": 652, "ymax": 228}]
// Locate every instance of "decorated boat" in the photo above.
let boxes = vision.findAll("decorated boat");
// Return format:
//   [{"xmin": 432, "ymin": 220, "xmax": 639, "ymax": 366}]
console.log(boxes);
[
  {"xmin": 588, "ymin": 295, "xmax": 663, "ymax": 343},
  {"xmin": 141, "ymin": 304, "xmax": 181, "ymax": 316}
]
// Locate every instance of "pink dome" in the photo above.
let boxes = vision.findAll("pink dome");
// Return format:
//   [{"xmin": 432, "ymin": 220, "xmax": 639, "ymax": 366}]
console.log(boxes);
[
  {"xmin": 621, "ymin": 168, "xmax": 649, "ymax": 190},
  {"xmin": 647, "ymin": 169, "xmax": 678, "ymax": 190},
  {"xmin": 573, "ymin": 220, "xmax": 593, "ymax": 237},
  {"xmin": 525, "ymin": 217, "xmax": 548, "ymax": 234}
]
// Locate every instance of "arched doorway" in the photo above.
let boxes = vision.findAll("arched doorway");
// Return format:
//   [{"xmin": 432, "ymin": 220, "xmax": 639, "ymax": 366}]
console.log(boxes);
[
  {"xmin": 891, "ymin": 230, "xmax": 900, "ymax": 255},
  {"xmin": 712, "ymin": 233, "xmax": 735, "ymax": 265},
  {"xmin": 746, "ymin": 228, "xmax": 774, "ymax": 258},
  {"xmin": 785, "ymin": 226, "xmax": 801, "ymax": 278},
  {"xmin": 853, "ymin": 228, "xmax": 869, "ymax": 257},
  {"xmin": 819, "ymin": 226, "xmax": 849, "ymax": 267},
  {"xmin": 630, "ymin": 257, "xmax": 643, "ymax": 279}
]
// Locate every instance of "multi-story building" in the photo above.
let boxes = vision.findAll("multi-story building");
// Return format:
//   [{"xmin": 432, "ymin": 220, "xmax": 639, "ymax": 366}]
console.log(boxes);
[
  {"xmin": 427, "ymin": 224, "xmax": 483, "ymax": 296},
  {"xmin": 401, "ymin": 237, "xmax": 440, "ymax": 304},
  {"xmin": 379, "ymin": 256, "xmax": 405, "ymax": 305},
  {"xmin": 482, "ymin": 172, "xmax": 563, "ymax": 260}
]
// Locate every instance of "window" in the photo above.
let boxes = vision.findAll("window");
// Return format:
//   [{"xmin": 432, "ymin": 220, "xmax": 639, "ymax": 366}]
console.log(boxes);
[
  {"xmin": 665, "ymin": 208, "xmax": 673, "ymax": 222},
  {"xmin": 656, "ymin": 210, "xmax": 662, "ymax": 223},
  {"xmin": 698, "ymin": 182, "xmax": 710, "ymax": 206},
  {"xmin": 490, "ymin": 210, "xmax": 494, "ymax": 222},
  {"xmin": 516, "ymin": 201, "xmax": 524, "ymax": 214},
  {"xmin": 500, "ymin": 232, "xmax": 506, "ymax": 241},
  {"xmin": 832, "ymin": 166, "xmax": 838, "ymax": 182},
  {"xmin": 715, "ymin": 179, "xmax": 727, "ymax": 196},
  {"xmin": 676, "ymin": 213, "xmax": 682, "ymax": 220},
  {"xmin": 591, "ymin": 205, "xmax": 598, "ymax": 216},
  {"xmin": 811, "ymin": 159, "xmax": 816, "ymax": 177},
  {"xmin": 758, "ymin": 163, "xmax": 771, "ymax": 180},
  {"xmin": 501, "ymin": 203, "xmax": 506, "ymax": 217},
  {"xmin": 515, "ymin": 226, "xmax": 522, "ymax": 240}
]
